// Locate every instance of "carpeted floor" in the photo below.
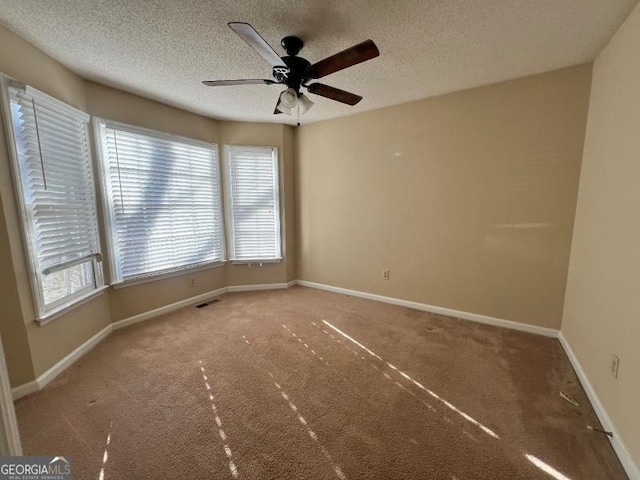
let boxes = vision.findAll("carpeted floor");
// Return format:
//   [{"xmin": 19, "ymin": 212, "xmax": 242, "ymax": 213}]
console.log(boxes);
[{"xmin": 16, "ymin": 286, "xmax": 627, "ymax": 479}]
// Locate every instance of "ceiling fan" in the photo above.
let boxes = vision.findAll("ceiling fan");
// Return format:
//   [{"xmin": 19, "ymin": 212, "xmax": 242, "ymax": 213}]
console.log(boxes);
[{"xmin": 202, "ymin": 22, "xmax": 380, "ymax": 119}]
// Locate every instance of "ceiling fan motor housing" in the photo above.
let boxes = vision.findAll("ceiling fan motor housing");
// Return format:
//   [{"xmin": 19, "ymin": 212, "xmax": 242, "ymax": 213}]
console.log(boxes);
[
  {"xmin": 272, "ymin": 36, "xmax": 313, "ymax": 92},
  {"xmin": 279, "ymin": 55, "xmax": 312, "ymax": 92}
]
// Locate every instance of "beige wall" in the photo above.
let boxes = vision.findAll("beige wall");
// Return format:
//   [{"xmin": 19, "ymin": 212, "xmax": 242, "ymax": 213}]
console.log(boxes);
[
  {"xmin": 0, "ymin": 196, "xmax": 34, "ymax": 386},
  {"xmin": 108, "ymin": 266, "xmax": 227, "ymax": 322},
  {"xmin": 283, "ymin": 125, "xmax": 297, "ymax": 282},
  {"xmin": 296, "ymin": 65, "xmax": 592, "ymax": 329},
  {"xmin": 562, "ymin": 4, "xmax": 640, "ymax": 468},
  {"xmin": 85, "ymin": 82, "xmax": 220, "ymax": 145},
  {"xmin": 0, "ymin": 25, "xmax": 112, "ymax": 380}
]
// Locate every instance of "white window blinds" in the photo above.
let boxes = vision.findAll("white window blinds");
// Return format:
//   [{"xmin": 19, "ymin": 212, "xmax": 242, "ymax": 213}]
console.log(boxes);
[
  {"xmin": 225, "ymin": 146, "xmax": 281, "ymax": 261},
  {"xmin": 6, "ymin": 84, "xmax": 103, "ymax": 317},
  {"xmin": 97, "ymin": 121, "xmax": 224, "ymax": 281}
]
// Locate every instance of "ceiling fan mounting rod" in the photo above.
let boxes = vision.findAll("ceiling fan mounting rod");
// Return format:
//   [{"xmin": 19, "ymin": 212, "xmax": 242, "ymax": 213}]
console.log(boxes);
[{"xmin": 281, "ymin": 36, "xmax": 304, "ymax": 56}]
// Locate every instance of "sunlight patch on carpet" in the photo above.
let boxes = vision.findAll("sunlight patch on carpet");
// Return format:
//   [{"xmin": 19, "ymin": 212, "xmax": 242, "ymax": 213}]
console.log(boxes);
[
  {"xmin": 322, "ymin": 321, "xmax": 383, "ymax": 361},
  {"xmin": 281, "ymin": 325, "xmax": 330, "ymax": 366},
  {"xmin": 269, "ymin": 372, "xmax": 347, "ymax": 480},
  {"xmin": 198, "ymin": 360, "xmax": 239, "ymax": 478},
  {"xmin": 97, "ymin": 420, "xmax": 113, "ymax": 480},
  {"xmin": 322, "ymin": 320, "xmax": 500, "ymax": 439},
  {"xmin": 526, "ymin": 454, "xmax": 572, "ymax": 480}
]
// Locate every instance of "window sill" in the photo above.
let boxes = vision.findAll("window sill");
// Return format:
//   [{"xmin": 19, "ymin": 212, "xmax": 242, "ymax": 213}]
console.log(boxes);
[
  {"xmin": 36, "ymin": 285, "xmax": 109, "ymax": 326},
  {"xmin": 111, "ymin": 260, "xmax": 227, "ymax": 290},
  {"xmin": 230, "ymin": 258, "xmax": 283, "ymax": 265}
]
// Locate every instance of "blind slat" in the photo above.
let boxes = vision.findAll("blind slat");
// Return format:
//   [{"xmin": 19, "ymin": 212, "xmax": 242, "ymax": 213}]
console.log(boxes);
[
  {"xmin": 8, "ymin": 85, "xmax": 102, "ymax": 313},
  {"xmin": 9, "ymin": 87, "xmax": 100, "ymax": 270},
  {"xmin": 100, "ymin": 122, "xmax": 224, "ymax": 280},
  {"xmin": 226, "ymin": 146, "xmax": 281, "ymax": 261}
]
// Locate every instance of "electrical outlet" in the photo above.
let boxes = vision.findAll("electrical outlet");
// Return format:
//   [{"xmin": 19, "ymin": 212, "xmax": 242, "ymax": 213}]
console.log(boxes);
[
  {"xmin": 383, "ymin": 270, "xmax": 390, "ymax": 280},
  {"xmin": 610, "ymin": 354, "xmax": 620, "ymax": 379},
  {"xmin": 189, "ymin": 277, "xmax": 196, "ymax": 288}
]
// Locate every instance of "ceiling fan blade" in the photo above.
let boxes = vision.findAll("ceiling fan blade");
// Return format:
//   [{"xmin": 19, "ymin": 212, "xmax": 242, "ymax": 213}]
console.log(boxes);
[
  {"xmin": 308, "ymin": 40, "xmax": 379, "ymax": 79},
  {"xmin": 228, "ymin": 22, "xmax": 287, "ymax": 68},
  {"xmin": 306, "ymin": 83, "xmax": 363, "ymax": 106},
  {"xmin": 202, "ymin": 79, "xmax": 276, "ymax": 86}
]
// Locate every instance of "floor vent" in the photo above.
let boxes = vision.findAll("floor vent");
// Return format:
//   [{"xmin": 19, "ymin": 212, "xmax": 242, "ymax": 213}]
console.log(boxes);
[{"xmin": 195, "ymin": 298, "xmax": 221, "ymax": 309}]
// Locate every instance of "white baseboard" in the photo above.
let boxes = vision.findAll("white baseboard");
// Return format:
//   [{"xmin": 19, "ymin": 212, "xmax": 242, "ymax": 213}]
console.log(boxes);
[
  {"xmin": 559, "ymin": 333, "xmax": 639, "ymax": 479},
  {"xmin": 37, "ymin": 324, "xmax": 113, "ymax": 390},
  {"xmin": 0, "ymin": 338, "xmax": 23, "ymax": 453},
  {"xmin": 111, "ymin": 287, "xmax": 228, "ymax": 331},
  {"xmin": 10, "ymin": 380, "xmax": 38, "ymax": 402},
  {"xmin": 227, "ymin": 282, "xmax": 290, "ymax": 293},
  {"xmin": 12, "ymin": 323, "xmax": 113, "ymax": 401},
  {"xmin": 114, "ymin": 283, "xmax": 293, "ymax": 329},
  {"xmin": 296, "ymin": 280, "xmax": 559, "ymax": 338},
  {"xmin": 297, "ymin": 279, "xmax": 637, "ymax": 476},
  {"xmin": 11, "ymin": 282, "xmax": 296, "ymax": 400}
]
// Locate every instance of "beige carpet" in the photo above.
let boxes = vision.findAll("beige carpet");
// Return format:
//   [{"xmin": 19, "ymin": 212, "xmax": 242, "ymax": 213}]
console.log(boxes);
[{"xmin": 16, "ymin": 286, "xmax": 626, "ymax": 479}]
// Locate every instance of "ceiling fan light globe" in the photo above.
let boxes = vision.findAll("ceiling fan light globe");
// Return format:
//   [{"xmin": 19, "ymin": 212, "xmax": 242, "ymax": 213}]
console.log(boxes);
[
  {"xmin": 280, "ymin": 88, "xmax": 299, "ymax": 109},
  {"xmin": 298, "ymin": 93, "xmax": 314, "ymax": 114},
  {"xmin": 276, "ymin": 99, "xmax": 293, "ymax": 116}
]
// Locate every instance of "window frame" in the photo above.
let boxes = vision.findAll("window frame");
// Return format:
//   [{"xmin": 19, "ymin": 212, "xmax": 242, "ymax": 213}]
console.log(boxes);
[
  {"xmin": 0, "ymin": 76, "xmax": 106, "ymax": 323},
  {"xmin": 93, "ymin": 118, "xmax": 226, "ymax": 286},
  {"xmin": 224, "ymin": 145, "xmax": 282, "ymax": 263}
]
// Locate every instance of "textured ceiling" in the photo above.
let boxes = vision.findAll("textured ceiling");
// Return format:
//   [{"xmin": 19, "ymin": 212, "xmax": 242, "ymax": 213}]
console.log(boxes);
[{"xmin": 0, "ymin": 0, "xmax": 637, "ymax": 125}]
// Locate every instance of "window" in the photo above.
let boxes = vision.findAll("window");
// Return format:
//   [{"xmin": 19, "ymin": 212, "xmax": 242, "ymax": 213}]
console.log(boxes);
[
  {"xmin": 3, "ymin": 81, "xmax": 103, "ymax": 319},
  {"xmin": 95, "ymin": 120, "xmax": 224, "ymax": 283},
  {"xmin": 225, "ymin": 146, "xmax": 281, "ymax": 262}
]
